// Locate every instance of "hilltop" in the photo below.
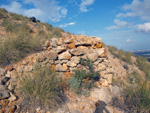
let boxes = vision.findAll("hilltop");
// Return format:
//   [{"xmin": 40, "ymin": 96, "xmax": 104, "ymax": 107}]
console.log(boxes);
[
  {"xmin": 0, "ymin": 9, "xmax": 150, "ymax": 113},
  {"xmin": 0, "ymin": 8, "xmax": 70, "ymax": 67}
]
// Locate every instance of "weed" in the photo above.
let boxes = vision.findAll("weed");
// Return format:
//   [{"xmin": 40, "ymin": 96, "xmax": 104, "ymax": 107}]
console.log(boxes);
[
  {"xmin": 18, "ymin": 66, "xmax": 65, "ymax": 111},
  {"xmin": 68, "ymin": 58, "xmax": 100, "ymax": 95},
  {"xmin": 123, "ymin": 72, "xmax": 150, "ymax": 112}
]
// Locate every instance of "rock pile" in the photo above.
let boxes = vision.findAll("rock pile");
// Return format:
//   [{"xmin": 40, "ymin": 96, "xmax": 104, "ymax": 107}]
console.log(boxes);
[{"xmin": 0, "ymin": 35, "xmax": 125, "ymax": 113}]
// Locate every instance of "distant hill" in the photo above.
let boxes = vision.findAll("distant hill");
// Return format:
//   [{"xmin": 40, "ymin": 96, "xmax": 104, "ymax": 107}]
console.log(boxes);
[{"xmin": 132, "ymin": 49, "xmax": 150, "ymax": 62}]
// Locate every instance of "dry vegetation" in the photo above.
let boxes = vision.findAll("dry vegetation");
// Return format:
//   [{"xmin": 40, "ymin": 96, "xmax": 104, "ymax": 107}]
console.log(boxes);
[
  {"xmin": 0, "ymin": 8, "xmax": 66, "ymax": 66},
  {"xmin": 17, "ymin": 66, "xmax": 65, "ymax": 112},
  {"xmin": 108, "ymin": 45, "xmax": 150, "ymax": 112}
]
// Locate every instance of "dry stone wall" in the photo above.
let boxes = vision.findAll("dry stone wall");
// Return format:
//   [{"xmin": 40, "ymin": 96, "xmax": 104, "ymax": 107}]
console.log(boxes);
[
  {"xmin": 0, "ymin": 35, "xmax": 124, "ymax": 113},
  {"xmin": 14, "ymin": 35, "xmax": 107, "ymax": 79}
]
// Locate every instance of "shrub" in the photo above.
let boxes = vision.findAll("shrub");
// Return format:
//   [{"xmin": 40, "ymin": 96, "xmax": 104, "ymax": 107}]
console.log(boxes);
[
  {"xmin": 11, "ymin": 13, "xmax": 23, "ymax": 20},
  {"xmin": 30, "ymin": 17, "xmax": 37, "ymax": 23},
  {"xmin": 0, "ymin": 8, "xmax": 8, "ymax": 18},
  {"xmin": 68, "ymin": 58, "xmax": 100, "ymax": 95},
  {"xmin": 107, "ymin": 45, "xmax": 133, "ymax": 64},
  {"xmin": 44, "ymin": 23, "xmax": 53, "ymax": 31},
  {"xmin": 123, "ymin": 64, "xmax": 129, "ymax": 70},
  {"xmin": 52, "ymin": 28, "xmax": 64, "ymax": 38},
  {"xmin": 0, "ymin": 34, "xmax": 32, "ymax": 66},
  {"xmin": 123, "ymin": 72, "xmax": 150, "ymax": 113},
  {"xmin": 136, "ymin": 56, "xmax": 150, "ymax": 80},
  {"xmin": 18, "ymin": 66, "xmax": 65, "ymax": 112}
]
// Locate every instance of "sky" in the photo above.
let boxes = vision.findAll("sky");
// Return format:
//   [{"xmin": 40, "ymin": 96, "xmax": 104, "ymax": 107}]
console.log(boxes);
[{"xmin": 0, "ymin": 0, "xmax": 150, "ymax": 51}]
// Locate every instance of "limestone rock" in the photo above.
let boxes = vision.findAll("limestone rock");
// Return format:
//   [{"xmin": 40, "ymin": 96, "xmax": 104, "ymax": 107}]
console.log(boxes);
[
  {"xmin": 87, "ymin": 53, "xmax": 98, "ymax": 62},
  {"xmin": 56, "ymin": 46, "xmax": 66, "ymax": 54},
  {"xmin": 94, "ymin": 59, "xmax": 103, "ymax": 66},
  {"xmin": 66, "ymin": 61, "xmax": 77, "ymax": 67},
  {"xmin": 100, "ymin": 79, "xmax": 109, "ymax": 87},
  {"xmin": 45, "ymin": 50, "xmax": 58, "ymax": 60},
  {"xmin": 68, "ymin": 43, "xmax": 76, "ymax": 49},
  {"xmin": 0, "ymin": 68, "xmax": 6, "ymax": 76},
  {"xmin": 96, "ymin": 48, "xmax": 106, "ymax": 57},
  {"xmin": 0, "ymin": 84, "xmax": 10, "ymax": 100},
  {"xmin": 8, "ymin": 92, "xmax": 17, "ymax": 102},
  {"xmin": 58, "ymin": 51, "xmax": 71, "ymax": 60},
  {"xmin": 70, "ymin": 56, "xmax": 80, "ymax": 64},
  {"xmin": 70, "ymin": 48, "xmax": 85, "ymax": 56},
  {"xmin": 90, "ymin": 87, "xmax": 112, "ymax": 104},
  {"xmin": 107, "ymin": 74, "xmax": 113, "ymax": 84},
  {"xmin": 56, "ymin": 64, "xmax": 67, "ymax": 72},
  {"xmin": 57, "ymin": 38, "xmax": 64, "ymax": 45}
]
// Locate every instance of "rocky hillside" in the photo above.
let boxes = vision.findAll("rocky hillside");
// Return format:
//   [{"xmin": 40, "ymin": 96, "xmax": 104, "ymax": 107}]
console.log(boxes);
[
  {"xmin": 0, "ymin": 8, "xmax": 69, "ymax": 67},
  {"xmin": 0, "ymin": 9, "xmax": 150, "ymax": 113},
  {"xmin": 0, "ymin": 34, "xmax": 150, "ymax": 113}
]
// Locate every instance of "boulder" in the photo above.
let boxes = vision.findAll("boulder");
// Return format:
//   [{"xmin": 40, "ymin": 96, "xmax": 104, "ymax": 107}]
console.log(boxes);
[
  {"xmin": 70, "ymin": 48, "xmax": 85, "ymax": 56},
  {"xmin": 45, "ymin": 50, "xmax": 58, "ymax": 60},
  {"xmin": 58, "ymin": 51, "xmax": 71, "ymax": 60},
  {"xmin": 87, "ymin": 53, "xmax": 98, "ymax": 62},
  {"xmin": 66, "ymin": 61, "xmax": 77, "ymax": 67},
  {"xmin": 70, "ymin": 56, "xmax": 80, "ymax": 64},
  {"xmin": 68, "ymin": 43, "xmax": 76, "ymax": 49},
  {"xmin": 96, "ymin": 48, "xmax": 106, "ymax": 57},
  {"xmin": 55, "ymin": 46, "xmax": 66, "ymax": 54},
  {"xmin": 0, "ymin": 84, "xmax": 10, "ymax": 100}
]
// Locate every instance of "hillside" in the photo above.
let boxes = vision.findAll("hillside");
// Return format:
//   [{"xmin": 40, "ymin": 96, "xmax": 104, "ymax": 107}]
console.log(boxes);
[
  {"xmin": 0, "ymin": 8, "xmax": 70, "ymax": 67},
  {"xmin": 0, "ymin": 9, "xmax": 150, "ymax": 113}
]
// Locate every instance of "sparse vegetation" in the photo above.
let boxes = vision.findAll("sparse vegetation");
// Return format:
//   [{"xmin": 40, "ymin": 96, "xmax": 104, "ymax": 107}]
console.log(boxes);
[
  {"xmin": 123, "ymin": 71, "xmax": 150, "ymax": 113},
  {"xmin": 0, "ymin": 8, "xmax": 8, "ymax": 18},
  {"xmin": 68, "ymin": 58, "xmax": 100, "ymax": 95},
  {"xmin": 11, "ymin": 13, "xmax": 23, "ymax": 20},
  {"xmin": 0, "ymin": 8, "xmax": 65, "ymax": 66},
  {"xmin": 136, "ymin": 56, "xmax": 150, "ymax": 80},
  {"xmin": 18, "ymin": 66, "xmax": 65, "ymax": 112},
  {"xmin": 107, "ymin": 45, "xmax": 133, "ymax": 64}
]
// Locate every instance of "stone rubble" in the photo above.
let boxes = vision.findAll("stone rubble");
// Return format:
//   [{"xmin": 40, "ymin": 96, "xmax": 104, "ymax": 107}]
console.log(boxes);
[{"xmin": 0, "ymin": 35, "xmax": 127, "ymax": 113}]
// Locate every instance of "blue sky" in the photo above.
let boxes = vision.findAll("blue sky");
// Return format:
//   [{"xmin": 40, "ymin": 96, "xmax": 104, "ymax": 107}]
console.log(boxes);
[{"xmin": 0, "ymin": 0, "xmax": 150, "ymax": 51}]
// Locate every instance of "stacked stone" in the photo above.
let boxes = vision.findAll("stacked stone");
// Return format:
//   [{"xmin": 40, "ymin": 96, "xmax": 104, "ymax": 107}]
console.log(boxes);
[{"xmin": 0, "ymin": 35, "xmax": 116, "ymax": 113}]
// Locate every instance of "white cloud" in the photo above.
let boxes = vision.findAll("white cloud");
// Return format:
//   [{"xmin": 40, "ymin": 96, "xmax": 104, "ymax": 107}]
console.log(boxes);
[
  {"xmin": 106, "ymin": 19, "xmax": 129, "ymax": 30},
  {"xmin": 126, "ymin": 38, "xmax": 132, "ymax": 42},
  {"xmin": 59, "ymin": 22, "xmax": 75, "ymax": 28},
  {"xmin": 136, "ymin": 22, "xmax": 150, "ymax": 33},
  {"xmin": 117, "ymin": 0, "xmax": 150, "ymax": 21},
  {"xmin": 0, "ymin": 0, "xmax": 67, "ymax": 22},
  {"xmin": 79, "ymin": 0, "xmax": 95, "ymax": 12}
]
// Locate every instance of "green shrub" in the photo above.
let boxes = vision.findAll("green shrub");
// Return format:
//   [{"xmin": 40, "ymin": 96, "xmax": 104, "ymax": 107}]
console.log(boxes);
[
  {"xmin": 68, "ymin": 58, "xmax": 100, "ymax": 95},
  {"xmin": 68, "ymin": 77, "xmax": 81, "ymax": 92},
  {"xmin": 18, "ymin": 66, "xmax": 65, "ymax": 111}
]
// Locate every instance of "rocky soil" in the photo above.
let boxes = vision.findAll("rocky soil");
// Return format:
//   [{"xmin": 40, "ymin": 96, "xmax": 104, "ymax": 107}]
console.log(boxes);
[{"xmin": 0, "ymin": 35, "xmax": 139, "ymax": 113}]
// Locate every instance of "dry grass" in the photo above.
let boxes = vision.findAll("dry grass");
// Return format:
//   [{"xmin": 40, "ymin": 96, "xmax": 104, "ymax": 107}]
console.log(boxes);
[{"xmin": 17, "ymin": 66, "xmax": 65, "ymax": 112}]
